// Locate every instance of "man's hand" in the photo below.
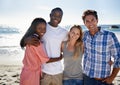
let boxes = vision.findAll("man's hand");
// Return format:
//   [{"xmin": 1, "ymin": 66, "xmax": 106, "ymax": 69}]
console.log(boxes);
[
  {"xmin": 25, "ymin": 36, "xmax": 40, "ymax": 46},
  {"xmin": 59, "ymin": 53, "xmax": 63, "ymax": 60},
  {"xmin": 102, "ymin": 76, "xmax": 114, "ymax": 84},
  {"xmin": 102, "ymin": 68, "xmax": 120, "ymax": 84},
  {"xmin": 47, "ymin": 54, "xmax": 63, "ymax": 63}
]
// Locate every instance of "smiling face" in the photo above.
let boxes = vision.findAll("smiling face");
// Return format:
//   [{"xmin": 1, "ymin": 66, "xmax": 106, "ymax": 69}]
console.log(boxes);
[
  {"xmin": 49, "ymin": 10, "xmax": 63, "ymax": 27},
  {"xmin": 69, "ymin": 27, "xmax": 80, "ymax": 41},
  {"xmin": 36, "ymin": 23, "xmax": 46, "ymax": 38},
  {"xmin": 84, "ymin": 15, "xmax": 99, "ymax": 35}
]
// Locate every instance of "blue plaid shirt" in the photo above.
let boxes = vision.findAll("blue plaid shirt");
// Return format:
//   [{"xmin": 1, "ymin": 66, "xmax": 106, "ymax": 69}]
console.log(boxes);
[{"xmin": 83, "ymin": 29, "xmax": 120, "ymax": 78}]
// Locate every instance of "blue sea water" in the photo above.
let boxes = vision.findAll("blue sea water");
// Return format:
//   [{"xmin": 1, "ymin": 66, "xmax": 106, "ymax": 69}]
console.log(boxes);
[{"xmin": 0, "ymin": 25, "xmax": 120, "ymax": 65}]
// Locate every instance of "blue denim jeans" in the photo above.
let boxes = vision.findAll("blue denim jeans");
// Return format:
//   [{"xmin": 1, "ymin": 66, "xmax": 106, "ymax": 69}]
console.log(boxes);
[
  {"xmin": 63, "ymin": 79, "xmax": 83, "ymax": 85},
  {"xmin": 83, "ymin": 74, "xmax": 114, "ymax": 85}
]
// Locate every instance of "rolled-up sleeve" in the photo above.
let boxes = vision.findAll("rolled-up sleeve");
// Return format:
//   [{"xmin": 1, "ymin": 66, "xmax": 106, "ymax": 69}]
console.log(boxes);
[{"xmin": 110, "ymin": 33, "xmax": 120, "ymax": 68}]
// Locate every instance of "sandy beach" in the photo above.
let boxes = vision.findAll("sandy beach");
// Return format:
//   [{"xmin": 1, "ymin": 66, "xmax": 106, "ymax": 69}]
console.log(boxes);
[
  {"xmin": 0, "ymin": 65, "xmax": 22, "ymax": 85},
  {"xmin": 0, "ymin": 65, "xmax": 120, "ymax": 85}
]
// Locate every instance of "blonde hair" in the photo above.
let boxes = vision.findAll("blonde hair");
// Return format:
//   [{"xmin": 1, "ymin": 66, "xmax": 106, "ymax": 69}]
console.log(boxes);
[{"xmin": 68, "ymin": 25, "xmax": 83, "ymax": 59}]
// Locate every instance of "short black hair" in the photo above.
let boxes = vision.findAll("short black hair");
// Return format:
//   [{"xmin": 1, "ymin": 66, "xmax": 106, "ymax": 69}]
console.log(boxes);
[
  {"xmin": 51, "ymin": 7, "xmax": 63, "ymax": 15},
  {"xmin": 82, "ymin": 10, "xmax": 98, "ymax": 21}
]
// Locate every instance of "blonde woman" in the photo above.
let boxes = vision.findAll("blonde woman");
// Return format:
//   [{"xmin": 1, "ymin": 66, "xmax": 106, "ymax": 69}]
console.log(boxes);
[{"xmin": 62, "ymin": 25, "xmax": 83, "ymax": 85}]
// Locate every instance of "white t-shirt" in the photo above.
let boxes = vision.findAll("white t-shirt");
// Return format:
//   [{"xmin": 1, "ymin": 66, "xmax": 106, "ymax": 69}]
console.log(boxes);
[{"xmin": 42, "ymin": 23, "xmax": 68, "ymax": 75}]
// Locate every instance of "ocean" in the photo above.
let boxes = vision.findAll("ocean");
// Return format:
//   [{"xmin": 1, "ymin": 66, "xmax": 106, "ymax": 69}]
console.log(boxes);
[
  {"xmin": 0, "ymin": 25, "xmax": 120, "ymax": 65},
  {"xmin": 0, "ymin": 33, "xmax": 24, "ymax": 65}
]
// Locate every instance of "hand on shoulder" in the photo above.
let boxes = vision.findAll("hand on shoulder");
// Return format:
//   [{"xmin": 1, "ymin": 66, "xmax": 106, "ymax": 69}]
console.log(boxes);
[{"xmin": 25, "ymin": 36, "xmax": 40, "ymax": 47}]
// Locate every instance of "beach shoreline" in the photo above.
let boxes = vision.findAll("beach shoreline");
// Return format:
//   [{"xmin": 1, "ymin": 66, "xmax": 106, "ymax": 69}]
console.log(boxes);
[{"xmin": 0, "ymin": 65, "xmax": 120, "ymax": 85}]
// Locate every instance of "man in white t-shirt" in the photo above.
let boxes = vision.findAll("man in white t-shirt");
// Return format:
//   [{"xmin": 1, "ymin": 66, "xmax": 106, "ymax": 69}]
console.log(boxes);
[{"xmin": 41, "ymin": 7, "xmax": 68, "ymax": 85}]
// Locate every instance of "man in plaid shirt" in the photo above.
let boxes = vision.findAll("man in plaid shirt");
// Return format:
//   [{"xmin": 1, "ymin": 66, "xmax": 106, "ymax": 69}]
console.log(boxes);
[{"xmin": 82, "ymin": 10, "xmax": 120, "ymax": 85}]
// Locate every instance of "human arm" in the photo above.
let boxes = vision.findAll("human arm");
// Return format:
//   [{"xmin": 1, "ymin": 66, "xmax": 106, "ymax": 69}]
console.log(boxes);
[
  {"xmin": 102, "ymin": 68, "xmax": 120, "ymax": 84},
  {"xmin": 23, "ymin": 45, "xmax": 49, "ymax": 68},
  {"xmin": 24, "ymin": 36, "xmax": 40, "ymax": 47},
  {"xmin": 102, "ymin": 33, "xmax": 120, "ymax": 84},
  {"xmin": 47, "ymin": 53, "xmax": 63, "ymax": 63},
  {"xmin": 47, "ymin": 41, "xmax": 64, "ymax": 63},
  {"xmin": 20, "ymin": 32, "xmax": 40, "ymax": 49}
]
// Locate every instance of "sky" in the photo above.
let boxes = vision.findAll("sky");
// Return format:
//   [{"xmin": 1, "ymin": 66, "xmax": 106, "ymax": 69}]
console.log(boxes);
[{"xmin": 0, "ymin": 0, "xmax": 120, "ymax": 32}]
